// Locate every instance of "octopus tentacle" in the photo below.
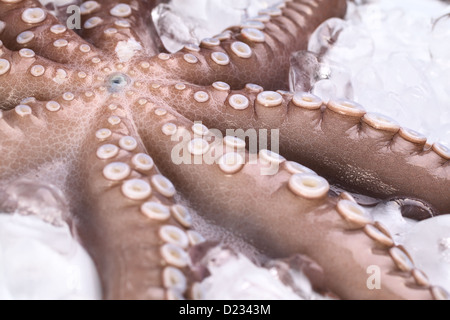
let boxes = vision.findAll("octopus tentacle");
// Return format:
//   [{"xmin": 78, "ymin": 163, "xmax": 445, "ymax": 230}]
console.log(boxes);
[
  {"xmin": 0, "ymin": 89, "xmax": 108, "ymax": 179},
  {"xmin": 130, "ymin": 102, "xmax": 436, "ymax": 299},
  {"xmin": 74, "ymin": 102, "xmax": 201, "ymax": 300},
  {"xmin": 0, "ymin": 0, "xmax": 103, "ymax": 64},
  {"xmin": 78, "ymin": 0, "xmax": 164, "ymax": 58},
  {"xmin": 144, "ymin": 0, "xmax": 347, "ymax": 90},
  {"xmin": 149, "ymin": 83, "xmax": 450, "ymax": 214},
  {"xmin": 0, "ymin": 43, "xmax": 104, "ymax": 109}
]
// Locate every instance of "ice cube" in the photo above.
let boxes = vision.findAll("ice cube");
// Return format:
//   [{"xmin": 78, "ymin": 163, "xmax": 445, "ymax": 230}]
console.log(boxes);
[{"xmin": 403, "ymin": 215, "xmax": 450, "ymax": 292}]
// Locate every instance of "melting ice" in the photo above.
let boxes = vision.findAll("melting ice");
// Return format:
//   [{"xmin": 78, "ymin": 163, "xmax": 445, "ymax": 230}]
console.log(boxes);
[{"xmin": 0, "ymin": 214, "xmax": 101, "ymax": 299}]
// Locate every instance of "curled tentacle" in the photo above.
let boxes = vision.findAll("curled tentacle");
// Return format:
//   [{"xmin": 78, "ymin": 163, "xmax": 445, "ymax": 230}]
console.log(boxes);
[
  {"xmin": 130, "ymin": 101, "xmax": 437, "ymax": 299},
  {"xmin": 146, "ymin": 82, "xmax": 450, "ymax": 214},
  {"xmin": 140, "ymin": 0, "xmax": 347, "ymax": 90}
]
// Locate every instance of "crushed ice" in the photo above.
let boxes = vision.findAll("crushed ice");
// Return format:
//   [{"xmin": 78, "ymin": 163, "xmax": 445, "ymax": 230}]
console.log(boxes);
[
  {"xmin": 153, "ymin": 0, "xmax": 284, "ymax": 52},
  {"xmin": 0, "ymin": 182, "xmax": 101, "ymax": 300},
  {"xmin": 304, "ymin": 0, "xmax": 450, "ymax": 145}
]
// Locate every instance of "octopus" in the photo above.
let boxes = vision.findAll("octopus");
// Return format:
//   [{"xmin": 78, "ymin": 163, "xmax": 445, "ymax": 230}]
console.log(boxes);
[{"xmin": 0, "ymin": 0, "xmax": 449, "ymax": 300}]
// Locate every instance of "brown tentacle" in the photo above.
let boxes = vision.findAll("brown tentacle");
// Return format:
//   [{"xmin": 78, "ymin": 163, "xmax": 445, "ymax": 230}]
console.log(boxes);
[
  {"xmin": 0, "ymin": 0, "xmax": 103, "ymax": 64},
  {"xmin": 130, "ymin": 101, "xmax": 435, "ymax": 299},
  {"xmin": 78, "ymin": 0, "xmax": 164, "ymax": 58},
  {"xmin": 0, "ymin": 88, "xmax": 105, "ymax": 179},
  {"xmin": 74, "ymin": 103, "xmax": 200, "ymax": 300},
  {"xmin": 145, "ymin": 82, "xmax": 450, "ymax": 214},
  {"xmin": 141, "ymin": 0, "xmax": 347, "ymax": 90},
  {"xmin": 0, "ymin": 43, "xmax": 106, "ymax": 109}
]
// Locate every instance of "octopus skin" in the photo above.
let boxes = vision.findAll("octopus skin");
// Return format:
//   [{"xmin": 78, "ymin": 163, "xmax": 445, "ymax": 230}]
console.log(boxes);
[{"xmin": 0, "ymin": 0, "xmax": 448, "ymax": 300}]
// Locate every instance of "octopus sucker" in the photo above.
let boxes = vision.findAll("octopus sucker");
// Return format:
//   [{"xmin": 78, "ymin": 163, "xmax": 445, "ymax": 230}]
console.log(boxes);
[{"xmin": 0, "ymin": 0, "xmax": 448, "ymax": 300}]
